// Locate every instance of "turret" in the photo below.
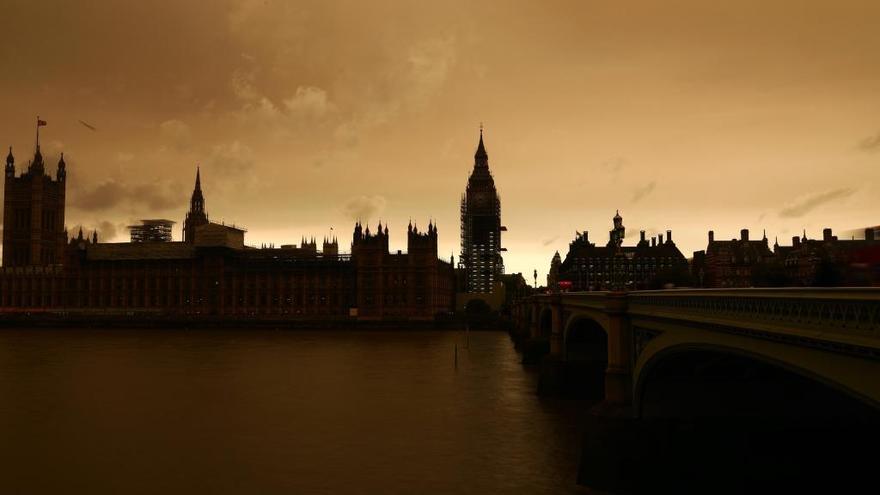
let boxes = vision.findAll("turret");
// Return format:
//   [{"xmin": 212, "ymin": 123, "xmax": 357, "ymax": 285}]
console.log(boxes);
[
  {"xmin": 57, "ymin": 152, "xmax": 66, "ymax": 181},
  {"xmin": 5, "ymin": 146, "xmax": 14, "ymax": 178},
  {"xmin": 29, "ymin": 144, "xmax": 45, "ymax": 175}
]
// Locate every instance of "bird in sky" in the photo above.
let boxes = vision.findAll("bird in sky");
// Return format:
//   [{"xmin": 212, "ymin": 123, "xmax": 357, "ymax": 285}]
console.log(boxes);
[{"xmin": 78, "ymin": 120, "xmax": 97, "ymax": 131}]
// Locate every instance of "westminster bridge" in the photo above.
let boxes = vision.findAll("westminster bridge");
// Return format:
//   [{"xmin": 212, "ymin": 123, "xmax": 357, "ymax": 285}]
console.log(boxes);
[{"xmin": 511, "ymin": 288, "xmax": 880, "ymax": 417}]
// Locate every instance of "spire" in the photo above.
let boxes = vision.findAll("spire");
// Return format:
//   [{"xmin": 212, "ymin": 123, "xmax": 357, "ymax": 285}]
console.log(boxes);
[
  {"xmin": 474, "ymin": 124, "xmax": 488, "ymax": 165},
  {"xmin": 77, "ymin": 227, "xmax": 84, "ymax": 241},
  {"xmin": 92, "ymin": 230, "xmax": 98, "ymax": 244},
  {"xmin": 190, "ymin": 166, "xmax": 205, "ymax": 214}
]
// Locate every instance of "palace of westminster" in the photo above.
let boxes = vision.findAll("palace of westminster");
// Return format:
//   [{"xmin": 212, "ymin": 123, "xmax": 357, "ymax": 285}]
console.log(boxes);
[
  {"xmin": 1, "ymin": 123, "xmax": 877, "ymax": 321},
  {"xmin": 0, "ymin": 125, "xmax": 512, "ymax": 321}
]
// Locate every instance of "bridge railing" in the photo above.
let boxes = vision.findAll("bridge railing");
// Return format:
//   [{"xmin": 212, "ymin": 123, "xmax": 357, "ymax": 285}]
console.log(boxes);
[{"xmin": 627, "ymin": 288, "xmax": 880, "ymax": 336}]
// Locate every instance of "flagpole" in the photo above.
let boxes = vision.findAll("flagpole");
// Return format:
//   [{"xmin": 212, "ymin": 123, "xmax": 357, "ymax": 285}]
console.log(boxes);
[{"xmin": 35, "ymin": 115, "xmax": 40, "ymax": 150}]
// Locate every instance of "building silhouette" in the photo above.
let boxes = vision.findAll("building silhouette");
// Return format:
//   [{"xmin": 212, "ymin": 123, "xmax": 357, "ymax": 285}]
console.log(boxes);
[
  {"xmin": 2, "ymin": 143, "xmax": 67, "ymax": 267},
  {"xmin": 0, "ymin": 140, "xmax": 455, "ymax": 320},
  {"xmin": 693, "ymin": 227, "xmax": 880, "ymax": 287},
  {"xmin": 553, "ymin": 211, "xmax": 689, "ymax": 291},
  {"xmin": 460, "ymin": 129, "xmax": 504, "ymax": 293},
  {"xmin": 691, "ymin": 229, "xmax": 775, "ymax": 287}
]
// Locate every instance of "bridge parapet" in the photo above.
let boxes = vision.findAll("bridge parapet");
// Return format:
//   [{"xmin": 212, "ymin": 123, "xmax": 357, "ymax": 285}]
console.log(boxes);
[{"xmin": 626, "ymin": 288, "xmax": 880, "ymax": 357}]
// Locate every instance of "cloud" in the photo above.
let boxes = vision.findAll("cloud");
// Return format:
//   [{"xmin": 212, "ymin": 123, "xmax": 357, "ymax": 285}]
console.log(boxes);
[
  {"xmin": 230, "ymin": 67, "xmax": 335, "ymax": 129},
  {"xmin": 96, "ymin": 220, "xmax": 121, "ymax": 241},
  {"xmin": 405, "ymin": 36, "xmax": 456, "ymax": 107},
  {"xmin": 601, "ymin": 157, "xmax": 627, "ymax": 175},
  {"xmin": 328, "ymin": 35, "xmax": 456, "ymax": 150},
  {"xmin": 69, "ymin": 179, "xmax": 186, "ymax": 213},
  {"xmin": 116, "ymin": 152, "xmax": 135, "ymax": 162},
  {"xmin": 71, "ymin": 180, "xmax": 127, "ymax": 211},
  {"xmin": 342, "ymin": 195, "xmax": 387, "ymax": 222},
  {"xmin": 158, "ymin": 119, "xmax": 192, "ymax": 149},
  {"xmin": 283, "ymin": 86, "xmax": 335, "ymax": 119},
  {"xmin": 631, "ymin": 181, "xmax": 657, "ymax": 203},
  {"xmin": 857, "ymin": 132, "xmax": 880, "ymax": 153},
  {"xmin": 541, "ymin": 235, "xmax": 560, "ymax": 246},
  {"xmin": 779, "ymin": 187, "xmax": 857, "ymax": 218},
  {"xmin": 206, "ymin": 140, "xmax": 255, "ymax": 176}
]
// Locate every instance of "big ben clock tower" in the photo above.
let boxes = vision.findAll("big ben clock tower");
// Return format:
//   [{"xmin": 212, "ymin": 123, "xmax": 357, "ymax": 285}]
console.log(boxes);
[{"xmin": 460, "ymin": 127, "xmax": 504, "ymax": 294}]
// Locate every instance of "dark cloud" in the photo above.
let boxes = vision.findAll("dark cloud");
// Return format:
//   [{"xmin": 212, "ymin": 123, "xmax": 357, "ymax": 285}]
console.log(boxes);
[
  {"xmin": 205, "ymin": 140, "xmax": 255, "ymax": 176},
  {"xmin": 857, "ymin": 133, "xmax": 880, "ymax": 153},
  {"xmin": 342, "ymin": 195, "xmax": 386, "ymax": 222},
  {"xmin": 779, "ymin": 187, "xmax": 856, "ymax": 218},
  {"xmin": 69, "ymin": 179, "xmax": 186, "ymax": 213},
  {"xmin": 631, "ymin": 181, "xmax": 657, "ymax": 203},
  {"xmin": 70, "ymin": 180, "xmax": 127, "ymax": 211}
]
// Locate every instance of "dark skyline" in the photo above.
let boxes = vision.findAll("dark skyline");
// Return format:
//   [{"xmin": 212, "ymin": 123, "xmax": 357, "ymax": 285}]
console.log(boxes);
[{"xmin": 2, "ymin": 1, "xmax": 880, "ymax": 284}]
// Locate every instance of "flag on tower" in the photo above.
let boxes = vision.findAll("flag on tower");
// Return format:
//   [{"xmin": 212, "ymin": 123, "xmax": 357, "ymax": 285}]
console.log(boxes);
[{"xmin": 37, "ymin": 119, "xmax": 47, "ymax": 127}]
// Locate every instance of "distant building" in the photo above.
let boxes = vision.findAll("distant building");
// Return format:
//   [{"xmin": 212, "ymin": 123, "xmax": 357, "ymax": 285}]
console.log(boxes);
[
  {"xmin": 777, "ymin": 228, "xmax": 880, "ymax": 286},
  {"xmin": 129, "ymin": 219, "xmax": 175, "ymax": 243},
  {"xmin": 555, "ymin": 211, "xmax": 689, "ymax": 291},
  {"xmin": 692, "ymin": 227, "xmax": 880, "ymax": 287},
  {"xmin": 692, "ymin": 229, "xmax": 775, "ymax": 288},
  {"xmin": 460, "ymin": 129, "xmax": 504, "ymax": 294},
  {"xmin": 351, "ymin": 221, "xmax": 455, "ymax": 319}
]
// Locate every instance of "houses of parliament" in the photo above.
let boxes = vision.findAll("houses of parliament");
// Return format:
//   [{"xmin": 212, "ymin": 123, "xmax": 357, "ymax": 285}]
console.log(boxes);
[{"xmin": 0, "ymin": 130, "xmax": 466, "ymax": 322}]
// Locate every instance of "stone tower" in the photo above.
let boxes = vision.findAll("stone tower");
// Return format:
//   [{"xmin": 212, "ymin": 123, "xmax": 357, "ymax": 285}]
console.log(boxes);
[
  {"xmin": 2, "ymin": 127, "xmax": 67, "ymax": 267},
  {"xmin": 460, "ymin": 128, "xmax": 503, "ymax": 293}
]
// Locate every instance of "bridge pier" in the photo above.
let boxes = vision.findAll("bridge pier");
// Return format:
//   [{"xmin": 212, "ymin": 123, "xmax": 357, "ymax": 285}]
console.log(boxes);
[{"xmin": 602, "ymin": 292, "xmax": 632, "ymax": 406}]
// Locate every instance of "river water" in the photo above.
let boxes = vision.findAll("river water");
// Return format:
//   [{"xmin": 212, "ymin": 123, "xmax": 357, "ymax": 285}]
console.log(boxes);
[{"xmin": 0, "ymin": 329, "xmax": 593, "ymax": 494}]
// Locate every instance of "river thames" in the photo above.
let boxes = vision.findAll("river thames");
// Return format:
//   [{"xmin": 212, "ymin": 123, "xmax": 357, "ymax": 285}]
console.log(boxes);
[{"xmin": 0, "ymin": 329, "xmax": 592, "ymax": 494}]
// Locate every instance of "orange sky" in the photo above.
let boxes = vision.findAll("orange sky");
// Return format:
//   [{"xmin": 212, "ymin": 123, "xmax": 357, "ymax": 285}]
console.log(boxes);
[{"xmin": 2, "ymin": 0, "xmax": 879, "ymax": 284}]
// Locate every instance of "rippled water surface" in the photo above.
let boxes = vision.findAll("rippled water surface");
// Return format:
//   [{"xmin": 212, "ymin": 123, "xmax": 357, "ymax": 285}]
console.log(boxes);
[{"xmin": 0, "ymin": 329, "xmax": 592, "ymax": 494}]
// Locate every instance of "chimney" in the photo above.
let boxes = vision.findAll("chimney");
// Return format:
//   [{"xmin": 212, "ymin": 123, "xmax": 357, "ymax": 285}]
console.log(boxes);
[
  {"xmin": 740, "ymin": 229, "xmax": 749, "ymax": 241},
  {"xmin": 708, "ymin": 230, "xmax": 714, "ymax": 243},
  {"xmin": 666, "ymin": 230, "xmax": 672, "ymax": 243},
  {"xmin": 658, "ymin": 233, "xmax": 664, "ymax": 244},
  {"xmin": 584, "ymin": 231, "xmax": 589, "ymax": 243},
  {"xmin": 792, "ymin": 236, "xmax": 800, "ymax": 248},
  {"xmin": 823, "ymin": 228, "xmax": 833, "ymax": 241},
  {"xmin": 640, "ymin": 230, "xmax": 646, "ymax": 242},
  {"xmin": 651, "ymin": 237, "xmax": 656, "ymax": 247},
  {"xmin": 866, "ymin": 228, "xmax": 875, "ymax": 241}
]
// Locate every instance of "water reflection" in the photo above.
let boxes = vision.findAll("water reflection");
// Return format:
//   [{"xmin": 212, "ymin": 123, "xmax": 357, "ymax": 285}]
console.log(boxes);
[{"xmin": 0, "ymin": 329, "xmax": 593, "ymax": 494}]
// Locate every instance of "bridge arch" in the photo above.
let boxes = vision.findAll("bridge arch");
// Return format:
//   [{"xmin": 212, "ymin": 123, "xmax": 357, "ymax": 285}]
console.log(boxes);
[
  {"xmin": 635, "ymin": 342, "xmax": 879, "ymax": 420},
  {"xmin": 538, "ymin": 307, "xmax": 553, "ymax": 337}
]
